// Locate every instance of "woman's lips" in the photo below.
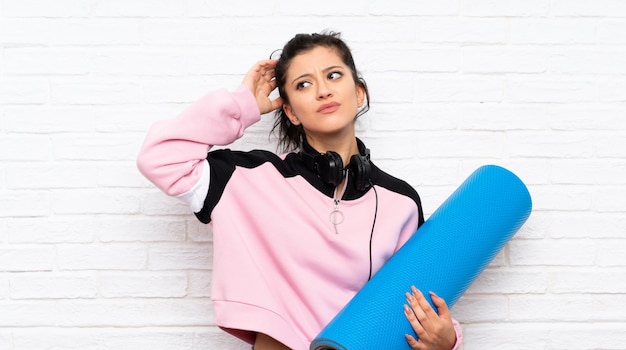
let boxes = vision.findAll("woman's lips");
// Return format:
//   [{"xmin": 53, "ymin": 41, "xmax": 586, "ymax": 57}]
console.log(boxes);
[{"xmin": 317, "ymin": 102, "xmax": 340, "ymax": 114}]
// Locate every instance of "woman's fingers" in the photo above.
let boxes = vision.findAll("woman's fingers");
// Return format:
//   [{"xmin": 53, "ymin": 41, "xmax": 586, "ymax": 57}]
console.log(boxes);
[
  {"xmin": 404, "ymin": 287, "xmax": 457, "ymax": 350},
  {"xmin": 409, "ymin": 287, "xmax": 436, "ymax": 328},
  {"xmin": 430, "ymin": 291, "xmax": 452, "ymax": 320},
  {"xmin": 241, "ymin": 60, "xmax": 282, "ymax": 114}
]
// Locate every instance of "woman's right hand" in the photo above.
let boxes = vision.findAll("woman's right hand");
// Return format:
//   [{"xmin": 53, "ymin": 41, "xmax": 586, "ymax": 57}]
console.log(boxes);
[{"xmin": 242, "ymin": 59, "xmax": 283, "ymax": 115}]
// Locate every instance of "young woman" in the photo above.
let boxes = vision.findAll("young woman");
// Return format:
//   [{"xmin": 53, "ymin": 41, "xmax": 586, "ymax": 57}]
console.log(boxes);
[{"xmin": 137, "ymin": 32, "xmax": 463, "ymax": 350}]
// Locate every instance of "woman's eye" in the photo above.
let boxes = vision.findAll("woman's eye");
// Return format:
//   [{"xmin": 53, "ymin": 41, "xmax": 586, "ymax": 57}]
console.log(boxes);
[
  {"xmin": 328, "ymin": 71, "xmax": 343, "ymax": 80},
  {"xmin": 296, "ymin": 81, "xmax": 312, "ymax": 90}
]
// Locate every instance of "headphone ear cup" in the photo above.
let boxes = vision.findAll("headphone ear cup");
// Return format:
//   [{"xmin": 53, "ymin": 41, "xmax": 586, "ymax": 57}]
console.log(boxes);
[
  {"xmin": 314, "ymin": 151, "xmax": 344, "ymax": 187},
  {"xmin": 349, "ymin": 154, "xmax": 372, "ymax": 191}
]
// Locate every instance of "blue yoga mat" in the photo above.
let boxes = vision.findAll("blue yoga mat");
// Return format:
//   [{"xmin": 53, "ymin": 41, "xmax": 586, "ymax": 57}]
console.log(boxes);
[{"xmin": 310, "ymin": 165, "xmax": 532, "ymax": 350}]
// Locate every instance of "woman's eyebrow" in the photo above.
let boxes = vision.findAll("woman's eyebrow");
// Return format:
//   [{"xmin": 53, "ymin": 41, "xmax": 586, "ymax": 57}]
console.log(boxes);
[{"xmin": 291, "ymin": 65, "xmax": 344, "ymax": 85}]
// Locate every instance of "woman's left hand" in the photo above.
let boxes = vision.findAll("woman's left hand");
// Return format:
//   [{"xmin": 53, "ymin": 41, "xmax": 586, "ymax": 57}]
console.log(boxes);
[{"xmin": 403, "ymin": 286, "xmax": 457, "ymax": 350}]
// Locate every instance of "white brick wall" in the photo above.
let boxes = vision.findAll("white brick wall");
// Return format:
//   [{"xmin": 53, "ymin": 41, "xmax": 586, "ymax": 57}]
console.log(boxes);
[{"xmin": 1, "ymin": 1, "xmax": 625, "ymax": 349}]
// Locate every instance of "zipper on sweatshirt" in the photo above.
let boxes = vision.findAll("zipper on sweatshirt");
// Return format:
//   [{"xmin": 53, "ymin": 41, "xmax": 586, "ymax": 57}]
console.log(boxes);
[{"xmin": 329, "ymin": 169, "xmax": 349, "ymax": 234}]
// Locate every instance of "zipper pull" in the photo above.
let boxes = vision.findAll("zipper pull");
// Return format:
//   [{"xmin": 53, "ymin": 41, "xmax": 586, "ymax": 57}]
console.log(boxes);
[{"xmin": 330, "ymin": 198, "xmax": 344, "ymax": 234}]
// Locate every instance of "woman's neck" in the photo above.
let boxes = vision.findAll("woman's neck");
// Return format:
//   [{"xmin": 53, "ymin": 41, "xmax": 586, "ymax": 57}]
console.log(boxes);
[{"xmin": 305, "ymin": 131, "xmax": 360, "ymax": 167}]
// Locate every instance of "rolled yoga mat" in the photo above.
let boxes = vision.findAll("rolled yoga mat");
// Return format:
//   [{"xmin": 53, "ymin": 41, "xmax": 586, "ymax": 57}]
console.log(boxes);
[{"xmin": 310, "ymin": 165, "xmax": 532, "ymax": 350}]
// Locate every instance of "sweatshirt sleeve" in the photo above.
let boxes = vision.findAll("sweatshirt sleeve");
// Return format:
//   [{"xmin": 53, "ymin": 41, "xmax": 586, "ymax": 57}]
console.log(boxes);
[
  {"xmin": 136, "ymin": 85, "xmax": 261, "ymax": 199},
  {"xmin": 451, "ymin": 318, "xmax": 464, "ymax": 349}
]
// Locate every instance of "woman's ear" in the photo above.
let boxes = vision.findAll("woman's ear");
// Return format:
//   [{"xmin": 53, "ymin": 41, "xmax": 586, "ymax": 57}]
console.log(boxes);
[
  {"xmin": 356, "ymin": 83, "xmax": 365, "ymax": 108},
  {"xmin": 283, "ymin": 104, "xmax": 301, "ymax": 125}
]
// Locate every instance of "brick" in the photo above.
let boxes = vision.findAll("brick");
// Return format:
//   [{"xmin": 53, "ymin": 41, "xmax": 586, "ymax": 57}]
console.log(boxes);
[
  {"xmin": 50, "ymin": 78, "xmax": 141, "ymax": 105},
  {"xmin": 463, "ymin": 47, "xmax": 547, "ymax": 73},
  {"xmin": 10, "ymin": 272, "xmax": 97, "ymax": 299},
  {"xmin": 193, "ymin": 327, "xmax": 252, "ymax": 349},
  {"xmin": 507, "ymin": 131, "xmax": 593, "ymax": 158},
  {"xmin": 4, "ymin": 106, "xmax": 95, "ymax": 133},
  {"xmin": 466, "ymin": 269, "xmax": 548, "ymax": 294},
  {"xmin": 0, "ymin": 301, "xmax": 58, "ymax": 326},
  {"xmin": 139, "ymin": 191, "xmax": 192, "ymax": 216},
  {"xmin": 53, "ymin": 134, "xmax": 141, "ymax": 161},
  {"xmin": 370, "ymin": 103, "xmax": 459, "ymax": 132},
  {"xmin": 92, "ymin": 48, "xmax": 188, "ymax": 76},
  {"xmin": 547, "ymin": 212, "xmax": 626, "ymax": 239},
  {"xmin": 508, "ymin": 79, "xmax": 595, "ymax": 103},
  {"xmin": 548, "ymin": 323, "xmax": 626, "ymax": 350},
  {"xmin": 508, "ymin": 295, "xmax": 593, "ymax": 321},
  {"xmin": 0, "ymin": 135, "xmax": 51, "ymax": 161},
  {"xmin": 0, "ymin": 77, "xmax": 49, "ymax": 105},
  {"xmin": 0, "ymin": 190, "xmax": 51, "ymax": 218},
  {"xmin": 370, "ymin": 0, "xmax": 459, "ymax": 16},
  {"xmin": 461, "ymin": 323, "xmax": 549, "ymax": 349},
  {"xmin": 97, "ymin": 217, "xmax": 186, "ymax": 242},
  {"xmin": 549, "ymin": 49, "xmax": 626, "ymax": 74},
  {"xmin": 141, "ymin": 77, "xmax": 238, "ymax": 104},
  {"xmin": 54, "ymin": 189, "xmax": 141, "ymax": 215},
  {"xmin": 4, "ymin": 47, "xmax": 92, "ymax": 75},
  {"xmin": 186, "ymin": 218, "xmax": 213, "ymax": 243},
  {"xmin": 452, "ymin": 295, "xmax": 508, "ymax": 323},
  {"xmin": 464, "ymin": 0, "xmax": 550, "ymax": 17},
  {"xmin": 13, "ymin": 329, "xmax": 99, "ymax": 350},
  {"xmin": 94, "ymin": 0, "xmax": 184, "ymax": 17},
  {"xmin": 94, "ymin": 105, "xmax": 180, "ymax": 133},
  {"xmin": 57, "ymin": 299, "xmax": 213, "ymax": 326},
  {"xmin": 57, "ymin": 244, "xmax": 147, "ymax": 270},
  {"xmin": 148, "ymin": 243, "xmax": 212, "ymax": 270},
  {"xmin": 188, "ymin": 270, "xmax": 212, "ymax": 297},
  {"xmin": 365, "ymin": 73, "xmax": 415, "ymax": 103},
  {"xmin": 552, "ymin": 0, "xmax": 626, "ymax": 17},
  {"xmin": 188, "ymin": 0, "xmax": 273, "ymax": 17},
  {"xmin": 416, "ymin": 131, "xmax": 505, "ymax": 158},
  {"xmin": 2, "ymin": 0, "xmax": 92, "ymax": 17},
  {"xmin": 526, "ymin": 185, "xmax": 592, "ymax": 211},
  {"xmin": 420, "ymin": 18, "xmax": 507, "ymax": 44},
  {"xmin": 98, "ymin": 272, "xmax": 187, "ymax": 298},
  {"xmin": 279, "ymin": 0, "xmax": 367, "ymax": 16},
  {"xmin": 100, "ymin": 330, "xmax": 195, "ymax": 350},
  {"xmin": 597, "ymin": 240, "xmax": 626, "ymax": 266},
  {"xmin": 550, "ymin": 269, "xmax": 626, "ymax": 293},
  {"xmin": 6, "ymin": 162, "xmax": 98, "ymax": 189},
  {"xmin": 597, "ymin": 20, "xmax": 626, "ymax": 44},
  {"xmin": 338, "ymin": 20, "xmax": 418, "ymax": 43},
  {"xmin": 509, "ymin": 212, "xmax": 546, "ymax": 239},
  {"xmin": 366, "ymin": 48, "xmax": 460, "ymax": 73},
  {"xmin": 49, "ymin": 19, "xmax": 141, "ymax": 45},
  {"xmin": 593, "ymin": 187, "xmax": 626, "ymax": 212},
  {"xmin": 552, "ymin": 159, "xmax": 626, "ymax": 185},
  {"xmin": 0, "ymin": 274, "xmax": 9, "ymax": 299},
  {"xmin": 97, "ymin": 163, "xmax": 150, "ymax": 188},
  {"xmin": 362, "ymin": 135, "xmax": 415, "ymax": 160},
  {"xmin": 598, "ymin": 78, "xmax": 626, "ymax": 102},
  {"xmin": 142, "ymin": 20, "xmax": 233, "ymax": 46},
  {"xmin": 459, "ymin": 104, "xmax": 548, "ymax": 130},
  {"xmin": 0, "ymin": 332, "xmax": 10, "ymax": 349},
  {"xmin": 0, "ymin": 19, "xmax": 49, "ymax": 45},
  {"xmin": 593, "ymin": 295, "xmax": 626, "ymax": 321},
  {"xmin": 509, "ymin": 239, "xmax": 596, "ymax": 266},
  {"xmin": 596, "ymin": 133, "xmax": 626, "ymax": 157},
  {"xmin": 510, "ymin": 19, "xmax": 595, "ymax": 44},
  {"xmin": 414, "ymin": 76, "xmax": 504, "ymax": 102},
  {"xmin": 7, "ymin": 217, "xmax": 95, "ymax": 243},
  {"xmin": 550, "ymin": 105, "xmax": 626, "ymax": 130}
]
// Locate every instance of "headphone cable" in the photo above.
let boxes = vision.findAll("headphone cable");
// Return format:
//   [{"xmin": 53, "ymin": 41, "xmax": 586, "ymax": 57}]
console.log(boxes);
[{"xmin": 367, "ymin": 180, "xmax": 378, "ymax": 281}]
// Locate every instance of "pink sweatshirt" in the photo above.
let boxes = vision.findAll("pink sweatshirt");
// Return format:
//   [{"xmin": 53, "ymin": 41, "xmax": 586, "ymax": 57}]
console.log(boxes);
[{"xmin": 137, "ymin": 86, "xmax": 463, "ymax": 349}]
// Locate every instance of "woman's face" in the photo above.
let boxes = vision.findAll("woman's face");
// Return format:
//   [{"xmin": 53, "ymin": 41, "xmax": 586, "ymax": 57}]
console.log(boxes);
[{"xmin": 282, "ymin": 46, "xmax": 365, "ymax": 140}]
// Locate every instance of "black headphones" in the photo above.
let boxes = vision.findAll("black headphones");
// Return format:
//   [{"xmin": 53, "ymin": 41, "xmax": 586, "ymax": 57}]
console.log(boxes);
[{"xmin": 299, "ymin": 138, "xmax": 372, "ymax": 191}]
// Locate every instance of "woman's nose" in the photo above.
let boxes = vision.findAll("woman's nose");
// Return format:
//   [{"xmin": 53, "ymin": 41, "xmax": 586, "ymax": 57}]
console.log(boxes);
[{"xmin": 316, "ymin": 81, "xmax": 332, "ymax": 99}]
